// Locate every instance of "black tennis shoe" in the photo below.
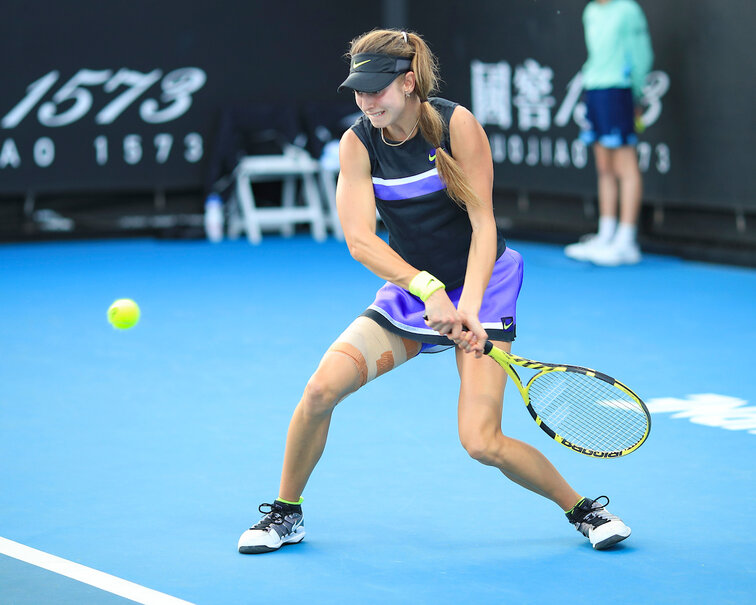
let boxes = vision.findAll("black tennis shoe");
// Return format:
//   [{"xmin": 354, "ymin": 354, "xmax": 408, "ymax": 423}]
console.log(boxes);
[
  {"xmin": 238, "ymin": 500, "xmax": 305, "ymax": 554},
  {"xmin": 566, "ymin": 496, "xmax": 631, "ymax": 550}
]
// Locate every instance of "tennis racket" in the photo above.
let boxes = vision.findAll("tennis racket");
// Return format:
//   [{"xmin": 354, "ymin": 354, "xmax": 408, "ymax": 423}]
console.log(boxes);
[{"xmin": 483, "ymin": 341, "xmax": 650, "ymax": 458}]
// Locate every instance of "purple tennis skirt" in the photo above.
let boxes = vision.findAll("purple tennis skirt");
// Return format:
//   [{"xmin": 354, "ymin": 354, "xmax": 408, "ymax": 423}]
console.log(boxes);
[{"xmin": 361, "ymin": 248, "xmax": 524, "ymax": 353}]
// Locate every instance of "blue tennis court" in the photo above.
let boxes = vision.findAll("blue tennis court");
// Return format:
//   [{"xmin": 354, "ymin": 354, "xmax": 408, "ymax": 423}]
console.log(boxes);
[{"xmin": 1, "ymin": 236, "xmax": 755, "ymax": 604}]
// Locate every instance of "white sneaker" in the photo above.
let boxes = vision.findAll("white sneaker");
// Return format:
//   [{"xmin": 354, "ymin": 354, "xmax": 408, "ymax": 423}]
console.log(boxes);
[
  {"xmin": 566, "ymin": 496, "xmax": 631, "ymax": 550},
  {"xmin": 204, "ymin": 194, "xmax": 224, "ymax": 243},
  {"xmin": 564, "ymin": 234, "xmax": 610, "ymax": 262},
  {"xmin": 587, "ymin": 241, "xmax": 642, "ymax": 266},
  {"xmin": 238, "ymin": 501, "xmax": 305, "ymax": 554}
]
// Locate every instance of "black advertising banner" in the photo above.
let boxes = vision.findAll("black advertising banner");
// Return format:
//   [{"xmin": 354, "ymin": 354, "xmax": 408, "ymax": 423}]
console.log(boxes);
[
  {"xmin": 2, "ymin": 1, "xmax": 754, "ymax": 213},
  {"xmin": 0, "ymin": 1, "xmax": 378, "ymax": 195},
  {"xmin": 409, "ymin": 0, "xmax": 756, "ymax": 210}
]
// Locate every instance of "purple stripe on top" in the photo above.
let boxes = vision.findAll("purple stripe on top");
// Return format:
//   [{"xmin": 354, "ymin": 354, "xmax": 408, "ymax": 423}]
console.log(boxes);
[{"xmin": 373, "ymin": 172, "xmax": 446, "ymax": 201}]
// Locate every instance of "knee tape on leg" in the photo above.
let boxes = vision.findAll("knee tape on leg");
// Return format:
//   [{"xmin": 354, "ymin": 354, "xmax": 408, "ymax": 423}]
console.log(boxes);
[{"xmin": 327, "ymin": 316, "xmax": 421, "ymax": 387}]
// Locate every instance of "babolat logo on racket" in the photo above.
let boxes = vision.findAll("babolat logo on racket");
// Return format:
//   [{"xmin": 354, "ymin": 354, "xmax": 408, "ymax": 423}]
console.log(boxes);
[{"xmin": 561, "ymin": 439, "xmax": 622, "ymax": 458}]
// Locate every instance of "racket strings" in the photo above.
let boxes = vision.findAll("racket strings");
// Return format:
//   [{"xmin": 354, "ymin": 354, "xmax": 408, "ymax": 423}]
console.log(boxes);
[
  {"xmin": 535, "ymin": 376, "xmax": 644, "ymax": 451},
  {"xmin": 528, "ymin": 370, "xmax": 647, "ymax": 452}
]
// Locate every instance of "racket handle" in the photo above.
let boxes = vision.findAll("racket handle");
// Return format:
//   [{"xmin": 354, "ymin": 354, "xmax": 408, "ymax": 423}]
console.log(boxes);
[{"xmin": 422, "ymin": 316, "xmax": 494, "ymax": 354}]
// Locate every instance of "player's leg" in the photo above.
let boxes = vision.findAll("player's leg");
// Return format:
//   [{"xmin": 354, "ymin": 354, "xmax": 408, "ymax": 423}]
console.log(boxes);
[
  {"xmin": 455, "ymin": 341, "xmax": 581, "ymax": 510},
  {"xmin": 455, "ymin": 343, "xmax": 631, "ymax": 549},
  {"xmin": 278, "ymin": 350, "xmax": 361, "ymax": 502},
  {"xmin": 239, "ymin": 317, "xmax": 420, "ymax": 553},
  {"xmin": 279, "ymin": 317, "xmax": 419, "ymax": 499},
  {"xmin": 237, "ymin": 348, "xmax": 359, "ymax": 555}
]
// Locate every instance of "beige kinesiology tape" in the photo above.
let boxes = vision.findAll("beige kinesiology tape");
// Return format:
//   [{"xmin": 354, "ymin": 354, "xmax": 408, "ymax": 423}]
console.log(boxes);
[{"xmin": 328, "ymin": 317, "xmax": 421, "ymax": 387}]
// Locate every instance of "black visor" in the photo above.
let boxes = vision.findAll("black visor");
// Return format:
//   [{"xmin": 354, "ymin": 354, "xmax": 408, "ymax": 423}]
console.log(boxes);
[{"xmin": 337, "ymin": 53, "xmax": 412, "ymax": 93}]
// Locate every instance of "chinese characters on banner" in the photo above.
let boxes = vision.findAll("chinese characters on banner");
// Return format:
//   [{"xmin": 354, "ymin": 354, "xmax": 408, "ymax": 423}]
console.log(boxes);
[{"xmin": 471, "ymin": 59, "xmax": 671, "ymax": 175}]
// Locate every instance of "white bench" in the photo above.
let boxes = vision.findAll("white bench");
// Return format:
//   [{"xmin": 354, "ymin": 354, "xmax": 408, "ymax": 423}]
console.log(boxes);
[{"xmin": 228, "ymin": 145, "xmax": 330, "ymax": 244}]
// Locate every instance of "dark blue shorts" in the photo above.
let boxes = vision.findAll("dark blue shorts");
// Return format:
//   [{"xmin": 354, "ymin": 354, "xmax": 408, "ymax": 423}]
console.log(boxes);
[
  {"xmin": 580, "ymin": 87, "xmax": 638, "ymax": 148},
  {"xmin": 362, "ymin": 248, "xmax": 524, "ymax": 353}
]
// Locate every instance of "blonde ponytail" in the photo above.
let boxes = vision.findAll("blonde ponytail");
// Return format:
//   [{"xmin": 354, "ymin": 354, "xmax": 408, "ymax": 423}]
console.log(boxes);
[{"xmin": 417, "ymin": 101, "xmax": 483, "ymax": 210}]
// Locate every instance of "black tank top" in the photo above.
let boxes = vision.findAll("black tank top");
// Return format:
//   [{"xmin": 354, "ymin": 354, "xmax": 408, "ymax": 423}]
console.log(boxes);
[{"xmin": 351, "ymin": 97, "xmax": 506, "ymax": 290}]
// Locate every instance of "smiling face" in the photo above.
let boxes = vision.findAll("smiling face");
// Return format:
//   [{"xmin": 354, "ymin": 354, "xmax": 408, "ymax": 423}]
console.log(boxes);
[{"xmin": 353, "ymin": 73, "xmax": 413, "ymax": 129}]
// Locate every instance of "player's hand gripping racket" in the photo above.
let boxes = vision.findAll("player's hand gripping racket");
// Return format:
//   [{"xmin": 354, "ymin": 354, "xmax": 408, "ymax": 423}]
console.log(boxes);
[{"xmin": 482, "ymin": 341, "xmax": 651, "ymax": 458}]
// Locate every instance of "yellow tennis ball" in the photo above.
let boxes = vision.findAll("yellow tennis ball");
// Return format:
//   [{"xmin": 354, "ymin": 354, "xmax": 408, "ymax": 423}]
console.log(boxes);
[{"xmin": 108, "ymin": 298, "xmax": 140, "ymax": 330}]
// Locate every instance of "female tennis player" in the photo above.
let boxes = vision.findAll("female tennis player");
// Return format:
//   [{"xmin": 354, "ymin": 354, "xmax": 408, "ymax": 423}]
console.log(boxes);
[{"xmin": 238, "ymin": 29, "xmax": 630, "ymax": 554}]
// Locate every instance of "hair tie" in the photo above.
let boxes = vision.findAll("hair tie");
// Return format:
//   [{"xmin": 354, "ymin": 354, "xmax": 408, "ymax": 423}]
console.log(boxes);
[{"xmin": 401, "ymin": 31, "xmax": 408, "ymax": 43}]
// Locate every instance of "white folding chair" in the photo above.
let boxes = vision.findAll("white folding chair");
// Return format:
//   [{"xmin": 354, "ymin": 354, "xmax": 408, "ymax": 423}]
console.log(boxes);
[
  {"xmin": 228, "ymin": 144, "xmax": 327, "ymax": 245},
  {"xmin": 316, "ymin": 139, "xmax": 381, "ymax": 241},
  {"xmin": 317, "ymin": 140, "xmax": 344, "ymax": 241}
]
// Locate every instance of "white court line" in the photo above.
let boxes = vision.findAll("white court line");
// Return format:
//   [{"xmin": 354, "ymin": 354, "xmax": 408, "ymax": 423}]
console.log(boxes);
[{"xmin": 0, "ymin": 537, "xmax": 195, "ymax": 605}]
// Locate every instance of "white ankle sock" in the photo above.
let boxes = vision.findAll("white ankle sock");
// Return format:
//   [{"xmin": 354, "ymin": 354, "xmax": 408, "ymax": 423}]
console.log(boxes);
[
  {"xmin": 613, "ymin": 223, "xmax": 637, "ymax": 247},
  {"xmin": 596, "ymin": 217, "xmax": 617, "ymax": 243}
]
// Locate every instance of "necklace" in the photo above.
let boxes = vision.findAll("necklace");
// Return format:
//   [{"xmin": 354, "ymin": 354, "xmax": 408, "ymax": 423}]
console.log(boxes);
[{"xmin": 381, "ymin": 118, "xmax": 420, "ymax": 147}]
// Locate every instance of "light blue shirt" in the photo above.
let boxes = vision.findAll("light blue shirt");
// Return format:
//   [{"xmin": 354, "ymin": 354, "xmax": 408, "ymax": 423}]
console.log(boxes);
[{"xmin": 582, "ymin": 0, "xmax": 654, "ymax": 100}]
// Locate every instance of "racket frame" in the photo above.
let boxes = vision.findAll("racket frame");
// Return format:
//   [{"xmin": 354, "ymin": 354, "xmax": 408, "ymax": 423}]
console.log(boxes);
[{"xmin": 483, "ymin": 341, "xmax": 651, "ymax": 458}]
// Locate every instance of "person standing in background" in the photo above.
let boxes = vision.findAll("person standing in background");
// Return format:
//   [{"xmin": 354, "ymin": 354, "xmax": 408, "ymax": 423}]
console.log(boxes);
[{"xmin": 565, "ymin": 0, "xmax": 653, "ymax": 266}]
